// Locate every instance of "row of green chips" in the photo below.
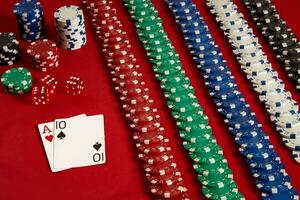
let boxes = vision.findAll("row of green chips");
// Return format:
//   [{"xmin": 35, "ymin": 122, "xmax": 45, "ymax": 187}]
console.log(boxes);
[
  {"xmin": 124, "ymin": 0, "xmax": 244, "ymax": 199},
  {"xmin": 1, "ymin": 67, "xmax": 32, "ymax": 95}
]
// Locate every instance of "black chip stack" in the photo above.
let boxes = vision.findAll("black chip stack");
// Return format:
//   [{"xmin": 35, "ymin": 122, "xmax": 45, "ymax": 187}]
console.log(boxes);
[
  {"xmin": 242, "ymin": 0, "xmax": 300, "ymax": 89},
  {"xmin": 0, "ymin": 32, "xmax": 20, "ymax": 66}
]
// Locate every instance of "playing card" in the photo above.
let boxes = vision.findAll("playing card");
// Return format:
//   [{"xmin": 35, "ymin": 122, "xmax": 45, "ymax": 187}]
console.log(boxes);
[
  {"xmin": 53, "ymin": 114, "xmax": 106, "ymax": 169},
  {"xmin": 37, "ymin": 114, "xmax": 86, "ymax": 172}
]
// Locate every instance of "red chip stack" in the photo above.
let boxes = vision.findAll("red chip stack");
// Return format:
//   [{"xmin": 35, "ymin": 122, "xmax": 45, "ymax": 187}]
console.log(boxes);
[
  {"xmin": 27, "ymin": 39, "xmax": 59, "ymax": 72},
  {"xmin": 83, "ymin": 0, "xmax": 190, "ymax": 199}
]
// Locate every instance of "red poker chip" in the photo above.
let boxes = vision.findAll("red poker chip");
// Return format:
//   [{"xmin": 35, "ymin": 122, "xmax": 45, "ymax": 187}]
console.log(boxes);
[
  {"xmin": 103, "ymin": 32, "xmax": 128, "ymax": 44},
  {"xmin": 107, "ymin": 53, "xmax": 134, "ymax": 65},
  {"xmin": 133, "ymin": 127, "xmax": 165, "ymax": 144},
  {"xmin": 150, "ymin": 183, "xmax": 188, "ymax": 199},
  {"xmin": 108, "ymin": 61, "xmax": 139, "ymax": 73},
  {"xmin": 112, "ymin": 75, "xmax": 143, "ymax": 86},
  {"xmin": 107, "ymin": 50, "xmax": 134, "ymax": 60},
  {"xmin": 146, "ymin": 170, "xmax": 183, "ymax": 186},
  {"xmin": 136, "ymin": 138, "xmax": 170, "ymax": 155},
  {"xmin": 110, "ymin": 69, "xmax": 141, "ymax": 80},
  {"xmin": 130, "ymin": 116, "xmax": 161, "ymax": 133},
  {"xmin": 138, "ymin": 150, "xmax": 173, "ymax": 165},
  {"xmin": 120, "ymin": 93, "xmax": 150, "ymax": 104},
  {"xmin": 116, "ymin": 86, "xmax": 148, "ymax": 98},
  {"xmin": 123, "ymin": 98, "xmax": 154, "ymax": 114},
  {"xmin": 27, "ymin": 39, "xmax": 58, "ymax": 59},
  {"xmin": 143, "ymin": 158, "xmax": 177, "ymax": 175},
  {"xmin": 126, "ymin": 108, "xmax": 159, "ymax": 124},
  {"xmin": 103, "ymin": 40, "xmax": 131, "ymax": 51}
]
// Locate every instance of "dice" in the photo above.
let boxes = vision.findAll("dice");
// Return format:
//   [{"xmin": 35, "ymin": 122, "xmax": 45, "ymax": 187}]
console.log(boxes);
[
  {"xmin": 39, "ymin": 75, "xmax": 58, "ymax": 95},
  {"xmin": 32, "ymin": 86, "xmax": 50, "ymax": 105},
  {"xmin": 64, "ymin": 76, "xmax": 84, "ymax": 95}
]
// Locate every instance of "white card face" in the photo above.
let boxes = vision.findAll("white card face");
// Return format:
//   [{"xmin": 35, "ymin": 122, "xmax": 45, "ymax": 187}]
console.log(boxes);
[
  {"xmin": 37, "ymin": 114, "xmax": 86, "ymax": 172},
  {"xmin": 53, "ymin": 115, "xmax": 106, "ymax": 169}
]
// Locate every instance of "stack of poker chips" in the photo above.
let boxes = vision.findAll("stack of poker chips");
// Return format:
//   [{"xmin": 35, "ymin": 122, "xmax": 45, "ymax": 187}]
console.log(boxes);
[
  {"xmin": 83, "ymin": 0, "xmax": 189, "ymax": 199},
  {"xmin": 13, "ymin": 0, "xmax": 46, "ymax": 42},
  {"xmin": 27, "ymin": 39, "xmax": 59, "ymax": 72},
  {"xmin": 1, "ymin": 67, "xmax": 32, "ymax": 95},
  {"xmin": 0, "ymin": 32, "xmax": 20, "ymax": 66},
  {"xmin": 207, "ymin": 0, "xmax": 300, "ymax": 164},
  {"xmin": 242, "ymin": 0, "xmax": 300, "ymax": 89},
  {"xmin": 165, "ymin": 0, "xmax": 298, "ymax": 199},
  {"xmin": 123, "ymin": 0, "xmax": 244, "ymax": 199},
  {"xmin": 54, "ymin": 5, "xmax": 87, "ymax": 50}
]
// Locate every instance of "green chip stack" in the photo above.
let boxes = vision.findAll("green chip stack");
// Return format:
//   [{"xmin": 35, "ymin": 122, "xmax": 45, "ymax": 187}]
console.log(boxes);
[
  {"xmin": 123, "ymin": 0, "xmax": 244, "ymax": 199},
  {"xmin": 1, "ymin": 67, "xmax": 32, "ymax": 95}
]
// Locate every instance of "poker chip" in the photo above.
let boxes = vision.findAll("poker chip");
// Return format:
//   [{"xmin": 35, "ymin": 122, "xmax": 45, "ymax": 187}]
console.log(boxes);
[
  {"xmin": 123, "ymin": 0, "xmax": 243, "ymax": 198},
  {"xmin": 0, "ymin": 32, "xmax": 20, "ymax": 66},
  {"xmin": 241, "ymin": 0, "xmax": 300, "ymax": 89},
  {"xmin": 165, "ymin": 0, "xmax": 297, "ymax": 198},
  {"xmin": 1, "ymin": 67, "xmax": 32, "ymax": 95},
  {"xmin": 206, "ymin": 0, "xmax": 300, "ymax": 165},
  {"xmin": 13, "ymin": 0, "xmax": 46, "ymax": 42},
  {"xmin": 54, "ymin": 5, "xmax": 87, "ymax": 50},
  {"xmin": 27, "ymin": 39, "xmax": 59, "ymax": 72},
  {"xmin": 83, "ymin": 1, "xmax": 190, "ymax": 199}
]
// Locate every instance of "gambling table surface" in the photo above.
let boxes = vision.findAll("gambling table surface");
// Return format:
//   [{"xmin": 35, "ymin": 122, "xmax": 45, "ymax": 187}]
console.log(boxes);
[{"xmin": 1, "ymin": 0, "xmax": 300, "ymax": 199}]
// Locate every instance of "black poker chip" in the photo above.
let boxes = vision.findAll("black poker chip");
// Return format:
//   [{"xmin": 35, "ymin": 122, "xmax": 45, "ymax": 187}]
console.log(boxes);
[{"xmin": 0, "ymin": 32, "xmax": 20, "ymax": 66}]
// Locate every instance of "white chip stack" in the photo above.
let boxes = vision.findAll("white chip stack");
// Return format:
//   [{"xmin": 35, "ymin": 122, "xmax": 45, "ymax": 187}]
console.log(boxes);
[{"xmin": 54, "ymin": 5, "xmax": 87, "ymax": 50}]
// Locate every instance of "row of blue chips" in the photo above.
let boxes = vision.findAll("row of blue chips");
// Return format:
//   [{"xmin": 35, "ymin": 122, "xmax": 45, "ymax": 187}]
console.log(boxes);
[
  {"xmin": 165, "ymin": 0, "xmax": 298, "ymax": 199},
  {"xmin": 13, "ymin": 0, "xmax": 46, "ymax": 42},
  {"xmin": 206, "ymin": 0, "xmax": 300, "ymax": 164}
]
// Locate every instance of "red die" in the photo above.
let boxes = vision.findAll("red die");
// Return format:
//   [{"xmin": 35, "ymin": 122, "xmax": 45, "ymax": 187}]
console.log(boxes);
[
  {"xmin": 64, "ymin": 76, "xmax": 84, "ymax": 95},
  {"xmin": 32, "ymin": 86, "xmax": 50, "ymax": 105},
  {"xmin": 39, "ymin": 75, "xmax": 58, "ymax": 95}
]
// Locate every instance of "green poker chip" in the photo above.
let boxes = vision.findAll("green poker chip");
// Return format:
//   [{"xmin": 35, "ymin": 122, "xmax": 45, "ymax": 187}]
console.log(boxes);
[
  {"xmin": 153, "ymin": 64, "xmax": 182, "ymax": 76},
  {"xmin": 1, "ymin": 67, "xmax": 32, "ymax": 95},
  {"xmin": 177, "ymin": 115, "xmax": 209, "ymax": 131},
  {"xmin": 137, "ymin": 23, "xmax": 163, "ymax": 35},
  {"xmin": 164, "ymin": 86, "xmax": 196, "ymax": 102},
  {"xmin": 173, "ymin": 106, "xmax": 204, "ymax": 123},
  {"xmin": 158, "ymin": 71, "xmax": 188, "ymax": 84},
  {"xmin": 194, "ymin": 162, "xmax": 233, "ymax": 180},
  {"xmin": 186, "ymin": 140, "xmax": 219, "ymax": 155},
  {"xmin": 138, "ymin": 28, "xmax": 164, "ymax": 40},
  {"xmin": 179, "ymin": 128, "xmax": 212, "ymax": 143},
  {"xmin": 202, "ymin": 184, "xmax": 239, "ymax": 200},
  {"xmin": 199, "ymin": 174, "xmax": 235, "ymax": 188}
]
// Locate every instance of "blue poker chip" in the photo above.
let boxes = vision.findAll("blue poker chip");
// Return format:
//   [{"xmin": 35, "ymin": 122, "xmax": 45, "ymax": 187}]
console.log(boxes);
[
  {"xmin": 183, "ymin": 28, "xmax": 210, "ymax": 40},
  {"xmin": 256, "ymin": 175, "xmax": 292, "ymax": 194},
  {"xmin": 240, "ymin": 146, "xmax": 277, "ymax": 162},
  {"xmin": 261, "ymin": 188, "xmax": 298, "ymax": 200},
  {"xmin": 215, "ymin": 95, "xmax": 245, "ymax": 109},
  {"xmin": 231, "ymin": 125, "xmax": 264, "ymax": 138},
  {"xmin": 236, "ymin": 135, "xmax": 271, "ymax": 150},
  {"xmin": 205, "ymin": 78, "xmax": 237, "ymax": 92},
  {"xmin": 203, "ymin": 71, "xmax": 233, "ymax": 83},
  {"xmin": 210, "ymin": 89, "xmax": 242, "ymax": 101},
  {"xmin": 190, "ymin": 43, "xmax": 219, "ymax": 55},
  {"xmin": 199, "ymin": 63, "xmax": 228, "ymax": 75},
  {"xmin": 226, "ymin": 113, "xmax": 259, "ymax": 130}
]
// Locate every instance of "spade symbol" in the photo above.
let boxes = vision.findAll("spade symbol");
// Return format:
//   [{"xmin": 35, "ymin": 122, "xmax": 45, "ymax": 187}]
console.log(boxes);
[
  {"xmin": 57, "ymin": 131, "xmax": 66, "ymax": 140},
  {"xmin": 93, "ymin": 142, "xmax": 102, "ymax": 151}
]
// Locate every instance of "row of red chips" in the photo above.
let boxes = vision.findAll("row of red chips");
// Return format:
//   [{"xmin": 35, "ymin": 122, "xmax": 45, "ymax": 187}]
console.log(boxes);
[
  {"xmin": 83, "ymin": 0, "xmax": 190, "ymax": 199},
  {"xmin": 32, "ymin": 75, "xmax": 84, "ymax": 105}
]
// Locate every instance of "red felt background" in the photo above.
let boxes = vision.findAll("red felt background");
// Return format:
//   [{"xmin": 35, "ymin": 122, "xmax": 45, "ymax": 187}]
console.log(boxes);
[{"xmin": 1, "ymin": 0, "xmax": 300, "ymax": 199}]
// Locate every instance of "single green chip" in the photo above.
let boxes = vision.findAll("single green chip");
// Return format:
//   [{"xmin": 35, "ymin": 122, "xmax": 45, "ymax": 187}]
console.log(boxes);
[
  {"xmin": 179, "ymin": 128, "xmax": 213, "ymax": 143},
  {"xmin": 202, "ymin": 184, "xmax": 239, "ymax": 199}
]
